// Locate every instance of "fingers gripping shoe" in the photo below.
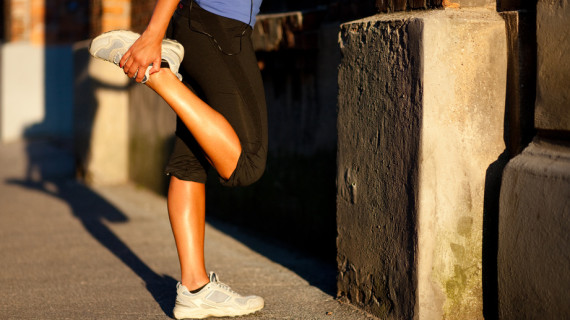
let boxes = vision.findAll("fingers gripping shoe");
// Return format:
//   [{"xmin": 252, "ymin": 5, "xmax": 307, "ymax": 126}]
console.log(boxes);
[
  {"xmin": 173, "ymin": 272, "xmax": 264, "ymax": 319},
  {"xmin": 88, "ymin": 30, "xmax": 184, "ymax": 82}
]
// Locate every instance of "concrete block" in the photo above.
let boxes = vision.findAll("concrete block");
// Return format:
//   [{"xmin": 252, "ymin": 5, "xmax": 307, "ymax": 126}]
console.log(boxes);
[
  {"xmin": 535, "ymin": 0, "xmax": 570, "ymax": 131},
  {"xmin": 337, "ymin": 9, "xmax": 506, "ymax": 319},
  {"xmin": 73, "ymin": 41, "xmax": 130, "ymax": 185},
  {"xmin": 498, "ymin": 139, "xmax": 570, "ymax": 318},
  {"xmin": 0, "ymin": 43, "xmax": 74, "ymax": 143},
  {"xmin": 1, "ymin": 42, "xmax": 44, "ymax": 143}
]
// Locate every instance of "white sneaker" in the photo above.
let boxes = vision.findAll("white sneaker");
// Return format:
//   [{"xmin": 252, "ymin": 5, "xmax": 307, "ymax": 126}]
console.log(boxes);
[
  {"xmin": 160, "ymin": 38, "xmax": 184, "ymax": 81},
  {"xmin": 173, "ymin": 272, "xmax": 264, "ymax": 319},
  {"xmin": 88, "ymin": 30, "xmax": 184, "ymax": 82}
]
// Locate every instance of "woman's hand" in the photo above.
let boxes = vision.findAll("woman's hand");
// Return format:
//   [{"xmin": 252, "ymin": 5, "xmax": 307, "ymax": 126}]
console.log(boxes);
[
  {"xmin": 120, "ymin": 31, "xmax": 162, "ymax": 83},
  {"xmin": 119, "ymin": 0, "xmax": 178, "ymax": 82}
]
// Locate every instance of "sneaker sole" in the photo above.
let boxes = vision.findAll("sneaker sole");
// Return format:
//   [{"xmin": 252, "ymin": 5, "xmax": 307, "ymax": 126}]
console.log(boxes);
[
  {"xmin": 88, "ymin": 30, "xmax": 140, "ymax": 64},
  {"xmin": 173, "ymin": 303, "xmax": 264, "ymax": 319}
]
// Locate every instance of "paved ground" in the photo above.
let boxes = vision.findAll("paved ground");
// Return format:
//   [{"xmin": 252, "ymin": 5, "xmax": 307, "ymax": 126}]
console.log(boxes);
[{"xmin": 0, "ymin": 140, "xmax": 374, "ymax": 320}]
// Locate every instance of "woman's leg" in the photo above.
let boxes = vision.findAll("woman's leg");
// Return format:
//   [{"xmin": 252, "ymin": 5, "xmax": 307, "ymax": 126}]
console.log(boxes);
[
  {"xmin": 146, "ymin": 69, "xmax": 241, "ymax": 180},
  {"xmin": 167, "ymin": 176, "xmax": 209, "ymax": 290}
]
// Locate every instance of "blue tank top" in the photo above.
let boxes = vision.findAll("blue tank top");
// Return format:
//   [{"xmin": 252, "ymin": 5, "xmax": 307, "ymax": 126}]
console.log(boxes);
[{"xmin": 195, "ymin": 0, "xmax": 263, "ymax": 27}]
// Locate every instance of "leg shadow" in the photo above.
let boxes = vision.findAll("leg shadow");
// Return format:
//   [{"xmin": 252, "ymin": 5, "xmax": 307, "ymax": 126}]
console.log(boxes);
[{"xmin": 6, "ymin": 140, "xmax": 177, "ymax": 317}]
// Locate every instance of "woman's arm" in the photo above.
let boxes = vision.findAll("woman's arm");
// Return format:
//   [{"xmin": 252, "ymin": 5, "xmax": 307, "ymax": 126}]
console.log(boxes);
[{"xmin": 120, "ymin": 0, "xmax": 179, "ymax": 82}]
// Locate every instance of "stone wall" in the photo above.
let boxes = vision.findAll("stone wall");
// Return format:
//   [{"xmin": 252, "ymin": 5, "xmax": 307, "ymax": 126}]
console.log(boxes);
[
  {"xmin": 534, "ymin": 0, "xmax": 570, "ymax": 132},
  {"xmin": 73, "ymin": 42, "xmax": 130, "ymax": 185},
  {"xmin": 498, "ymin": 140, "xmax": 570, "ymax": 318},
  {"xmin": 337, "ymin": 8, "xmax": 507, "ymax": 319},
  {"xmin": 337, "ymin": 15, "xmax": 422, "ymax": 318},
  {"xmin": 72, "ymin": 0, "xmax": 132, "ymax": 184},
  {"xmin": 498, "ymin": 0, "xmax": 570, "ymax": 319}
]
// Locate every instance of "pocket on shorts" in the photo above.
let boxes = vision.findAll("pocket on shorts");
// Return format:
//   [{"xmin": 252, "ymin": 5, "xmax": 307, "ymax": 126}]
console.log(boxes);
[{"xmin": 193, "ymin": 9, "xmax": 250, "ymax": 55}]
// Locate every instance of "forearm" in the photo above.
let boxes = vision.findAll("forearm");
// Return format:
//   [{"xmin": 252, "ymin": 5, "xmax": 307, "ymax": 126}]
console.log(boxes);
[{"xmin": 144, "ymin": 0, "xmax": 180, "ymax": 39}]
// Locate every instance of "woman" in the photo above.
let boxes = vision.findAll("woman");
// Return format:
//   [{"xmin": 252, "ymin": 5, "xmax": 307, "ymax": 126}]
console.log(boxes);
[{"xmin": 89, "ymin": 0, "xmax": 267, "ymax": 318}]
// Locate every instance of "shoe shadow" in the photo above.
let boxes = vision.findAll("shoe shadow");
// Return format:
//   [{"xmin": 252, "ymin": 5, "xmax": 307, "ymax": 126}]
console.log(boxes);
[{"xmin": 6, "ymin": 140, "xmax": 177, "ymax": 318}]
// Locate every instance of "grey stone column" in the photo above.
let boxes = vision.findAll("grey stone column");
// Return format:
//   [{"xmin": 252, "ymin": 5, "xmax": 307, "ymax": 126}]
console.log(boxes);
[
  {"xmin": 74, "ymin": 41, "xmax": 130, "ymax": 185},
  {"xmin": 337, "ymin": 9, "xmax": 507, "ymax": 319},
  {"xmin": 498, "ymin": 0, "xmax": 570, "ymax": 318}
]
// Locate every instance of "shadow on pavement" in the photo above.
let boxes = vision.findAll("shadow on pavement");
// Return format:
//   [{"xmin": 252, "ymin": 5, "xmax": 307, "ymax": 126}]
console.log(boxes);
[{"xmin": 6, "ymin": 140, "xmax": 177, "ymax": 318}]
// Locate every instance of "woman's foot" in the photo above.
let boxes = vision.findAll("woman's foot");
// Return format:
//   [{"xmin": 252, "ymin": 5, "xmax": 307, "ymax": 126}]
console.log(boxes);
[
  {"xmin": 173, "ymin": 272, "xmax": 264, "ymax": 319},
  {"xmin": 88, "ymin": 30, "xmax": 184, "ymax": 82}
]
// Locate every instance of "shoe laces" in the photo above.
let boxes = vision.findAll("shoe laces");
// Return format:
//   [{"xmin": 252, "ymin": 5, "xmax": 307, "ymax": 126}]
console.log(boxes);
[{"xmin": 209, "ymin": 272, "xmax": 237, "ymax": 295}]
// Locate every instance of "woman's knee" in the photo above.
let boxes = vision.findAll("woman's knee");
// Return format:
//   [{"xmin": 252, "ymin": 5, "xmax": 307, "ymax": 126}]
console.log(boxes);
[{"xmin": 220, "ymin": 150, "xmax": 266, "ymax": 187}]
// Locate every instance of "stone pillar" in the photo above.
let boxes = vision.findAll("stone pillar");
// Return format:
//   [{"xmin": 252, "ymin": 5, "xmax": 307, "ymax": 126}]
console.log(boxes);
[
  {"xmin": 74, "ymin": 47, "xmax": 131, "ymax": 185},
  {"xmin": 337, "ymin": 9, "xmax": 507, "ymax": 319},
  {"xmin": 534, "ymin": 0, "xmax": 570, "ymax": 131},
  {"xmin": 498, "ymin": 0, "xmax": 570, "ymax": 318},
  {"xmin": 73, "ymin": 0, "xmax": 132, "ymax": 185}
]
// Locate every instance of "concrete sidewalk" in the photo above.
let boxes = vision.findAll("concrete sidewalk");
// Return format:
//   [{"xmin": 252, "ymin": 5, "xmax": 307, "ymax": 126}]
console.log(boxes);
[{"xmin": 0, "ymin": 140, "xmax": 373, "ymax": 320}]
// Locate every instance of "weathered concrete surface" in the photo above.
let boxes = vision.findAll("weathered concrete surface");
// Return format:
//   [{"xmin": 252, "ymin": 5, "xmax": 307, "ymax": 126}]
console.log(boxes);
[
  {"xmin": 419, "ymin": 9, "xmax": 506, "ymax": 320},
  {"xmin": 497, "ymin": 1, "xmax": 570, "ymax": 318},
  {"xmin": 74, "ymin": 41, "xmax": 130, "ymax": 185},
  {"xmin": 337, "ymin": 9, "xmax": 506, "ymax": 319},
  {"xmin": 535, "ymin": 0, "xmax": 570, "ymax": 131},
  {"xmin": 338, "ymin": 12, "xmax": 422, "ymax": 320},
  {"xmin": 498, "ymin": 139, "xmax": 570, "ymax": 319}
]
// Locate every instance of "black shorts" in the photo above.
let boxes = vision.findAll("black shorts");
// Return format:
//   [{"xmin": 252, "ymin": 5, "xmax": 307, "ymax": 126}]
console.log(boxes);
[{"xmin": 164, "ymin": 1, "xmax": 268, "ymax": 187}]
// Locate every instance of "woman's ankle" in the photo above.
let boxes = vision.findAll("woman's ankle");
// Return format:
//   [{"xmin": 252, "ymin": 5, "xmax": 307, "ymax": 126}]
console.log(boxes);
[
  {"xmin": 181, "ymin": 276, "xmax": 210, "ymax": 291},
  {"xmin": 145, "ymin": 67, "xmax": 177, "ymax": 86}
]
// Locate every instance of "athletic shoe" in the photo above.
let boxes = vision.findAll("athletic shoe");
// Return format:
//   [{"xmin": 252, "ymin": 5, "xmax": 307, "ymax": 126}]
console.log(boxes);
[
  {"xmin": 160, "ymin": 38, "xmax": 184, "ymax": 81},
  {"xmin": 88, "ymin": 30, "xmax": 184, "ymax": 82},
  {"xmin": 173, "ymin": 272, "xmax": 264, "ymax": 319}
]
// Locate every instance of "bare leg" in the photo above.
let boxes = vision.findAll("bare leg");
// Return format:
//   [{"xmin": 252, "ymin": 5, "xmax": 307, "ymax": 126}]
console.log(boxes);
[
  {"xmin": 167, "ymin": 176, "xmax": 210, "ymax": 290},
  {"xmin": 146, "ymin": 68, "xmax": 241, "ymax": 180}
]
